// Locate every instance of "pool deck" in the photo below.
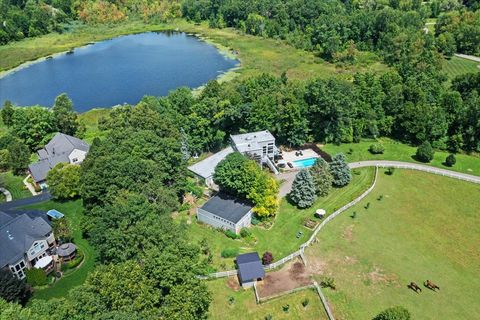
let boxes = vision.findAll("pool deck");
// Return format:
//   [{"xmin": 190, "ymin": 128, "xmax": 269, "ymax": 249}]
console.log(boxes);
[{"xmin": 282, "ymin": 149, "xmax": 320, "ymax": 169}]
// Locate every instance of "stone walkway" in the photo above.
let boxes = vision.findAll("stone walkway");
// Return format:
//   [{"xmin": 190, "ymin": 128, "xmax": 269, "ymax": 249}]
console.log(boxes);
[{"xmin": 23, "ymin": 174, "xmax": 39, "ymax": 196}]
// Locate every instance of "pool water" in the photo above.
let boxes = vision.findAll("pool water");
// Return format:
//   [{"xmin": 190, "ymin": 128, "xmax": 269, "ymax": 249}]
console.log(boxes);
[{"xmin": 293, "ymin": 157, "xmax": 318, "ymax": 168}]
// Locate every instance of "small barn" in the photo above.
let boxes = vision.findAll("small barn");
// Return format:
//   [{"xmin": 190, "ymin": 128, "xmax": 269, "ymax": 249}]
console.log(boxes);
[
  {"xmin": 236, "ymin": 252, "xmax": 265, "ymax": 288},
  {"xmin": 197, "ymin": 193, "xmax": 253, "ymax": 234}
]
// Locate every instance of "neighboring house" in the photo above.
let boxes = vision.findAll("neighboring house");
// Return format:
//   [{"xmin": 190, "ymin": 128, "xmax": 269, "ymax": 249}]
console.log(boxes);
[
  {"xmin": 187, "ymin": 147, "xmax": 233, "ymax": 188},
  {"xmin": 28, "ymin": 133, "xmax": 90, "ymax": 188},
  {"xmin": 236, "ymin": 252, "xmax": 265, "ymax": 288},
  {"xmin": 0, "ymin": 212, "xmax": 55, "ymax": 279},
  {"xmin": 197, "ymin": 193, "xmax": 254, "ymax": 234},
  {"xmin": 188, "ymin": 130, "xmax": 280, "ymax": 187}
]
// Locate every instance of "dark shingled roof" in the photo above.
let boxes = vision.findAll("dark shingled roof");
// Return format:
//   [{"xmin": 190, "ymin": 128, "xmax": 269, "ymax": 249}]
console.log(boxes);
[
  {"xmin": 200, "ymin": 193, "xmax": 253, "ymax": 224},
  {"xmin": 236, "ymin": 252, "xmax": 265, "ymax": 283},
  {"xmin": 28, "ymin": 133, "xmax": 90, "ymax": 183},
  {"xmin": 0, "ymin": 212, "xmax": 52, "ymax": 267}
]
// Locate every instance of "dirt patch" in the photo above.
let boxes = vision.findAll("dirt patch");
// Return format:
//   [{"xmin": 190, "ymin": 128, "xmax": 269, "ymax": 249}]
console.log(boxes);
[
  {"xmin": 343, "ymin": 225, "xmax": 355, "ymax": 242},
  {"xmin": 256, "ymin": 260, "xmax": 312, "ymax": 298},
  {"xmin": 365, "ymin": 266, "xmax": 398, "ymax": 285},
  {"xmin": 226, "ymin": 276, "xmax": 240, "ymax": 291}
]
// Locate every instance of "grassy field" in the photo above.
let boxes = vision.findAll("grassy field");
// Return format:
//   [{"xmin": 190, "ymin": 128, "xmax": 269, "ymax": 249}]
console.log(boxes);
[
  {"xmin": 322, "ymin": 138, "xmax": 480, "ymax": 177},
  {"xmin": 0, "ymin": 19, "xmax": 387, "ymax": 82},
  {"xmin": 22, "ymin": 200, "xmax": 98, "ymax": 300},
  {"xmin": 177, "ymin": 167, "xmax": 375, "ymax": 270},
  {"xmin": 207, "ymin": 278, "xmax": 327, "ymax": 319},
  {"xmin": 443, "ymin": 56, "xmax": 480, "ymax": 79},
  {"xmin": 78, "ymin": 108, "xmax": 110, "ymax": 143},
  {"xmin": 306, "ymin": 170, "xmax": 480, "ymax": 319},
  {"xmin": 0, "ymin": 171, "xmax": 31, "ymax": 200}
]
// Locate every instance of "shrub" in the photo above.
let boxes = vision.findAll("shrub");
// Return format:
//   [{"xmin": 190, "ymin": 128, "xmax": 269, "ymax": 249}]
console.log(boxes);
[
  {"xmin": 65, "ymin": 250, "xmax": 84, "ymax": 270},
  {"xmin": 386, "ymin": 167, "xmax": 395, "ymax": 175},
  {"xmin": 221, "ymin": 247, "xmax": 239, "ymax": 258},
  {"xmin": 445, "ymin": 154, "xmax": 456, "ymax": 167},
  {"xmin": 416, "ymin": 141, "xmax": 435, "ymax": 163},
  {"xmin": 302, "ymin": 298, "xmax": 309, "ymax": 307},
  {"xmin": 320, "ymin": 277, "xmax": 336, "ymax": 290},
  {"xmin": 25, "ymin": 268, "xmax": 47, "ymax": 287},
  {"xmin": 262, "ymin": 251, "xmax": 274, "ymax": 265},
  {"xmin": 265, "ymin": 315, "xmax": 273, "ymax": 320},
  {"xmin": 369, "ymin": 143, "xmax": 385, "ymax": 154},
  {"xmin": 224, "ymin": 230, "xmax": 240, "ymax": 239},
  {"xmin": 282, "ymin": 304, "xmax": 290, "ymax": 312},
  {"xmin": 227, "ymin": 296, "xmax": 235, "ymax": 305},
  {"xmin": 373, "ymin": 306, "xmax": 411, "ymax": 320},
  {"xmin": 240, "ymin": 228, "xmax": 252, "ymax": 238},
  {"xmin": 251, "ymin": 216, "xmax": 260, "ymax": 225}
]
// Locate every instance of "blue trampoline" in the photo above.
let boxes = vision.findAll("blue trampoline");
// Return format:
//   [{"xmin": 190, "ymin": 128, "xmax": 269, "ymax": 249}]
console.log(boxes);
[{"xmin": 46, "ymin": 209, "xmax": 64, "ymax": 220}]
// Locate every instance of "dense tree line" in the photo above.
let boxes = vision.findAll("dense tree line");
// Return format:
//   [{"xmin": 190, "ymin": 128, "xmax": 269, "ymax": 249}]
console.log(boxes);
[
  {"xmin": 0, "ymin": 0, "xmax": 70, "ymax": 44},
  {"xmin": 140, "ymin": 70, "xmax": 478, "ymax": 155}
]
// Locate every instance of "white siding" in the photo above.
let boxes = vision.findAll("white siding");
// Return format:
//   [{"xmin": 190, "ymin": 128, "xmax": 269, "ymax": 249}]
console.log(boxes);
[
  {"xmin": 68, "ymin": 149, "xmax": 87, "ymax": 164},
  {"xmin": 197, "ymin": 208, "xmax": 253, "ymax": 234}
]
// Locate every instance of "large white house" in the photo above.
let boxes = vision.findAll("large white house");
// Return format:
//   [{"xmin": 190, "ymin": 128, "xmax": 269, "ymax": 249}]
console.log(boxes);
[
  {"xmin": 188, "ymin": 130, "xmax": 279, "ymax": 187},
  {"xmin": 0, "ymin": 212, "xmax": 55, "ymax": 279},
  {"xmin": 28, "ymin": 133, "xmax": 90, "ymax": 188}
]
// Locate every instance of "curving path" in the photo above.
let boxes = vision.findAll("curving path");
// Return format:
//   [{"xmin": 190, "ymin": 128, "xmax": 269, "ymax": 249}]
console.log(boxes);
[{"xmin": 0, "ymin": 188, "xmax": 12, "ymax": 202}]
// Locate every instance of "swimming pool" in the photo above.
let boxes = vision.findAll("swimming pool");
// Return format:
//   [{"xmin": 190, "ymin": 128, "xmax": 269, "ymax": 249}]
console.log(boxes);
[{"xmin": 293, "ymin": 157, "xmax": 318, "ymax": 168}]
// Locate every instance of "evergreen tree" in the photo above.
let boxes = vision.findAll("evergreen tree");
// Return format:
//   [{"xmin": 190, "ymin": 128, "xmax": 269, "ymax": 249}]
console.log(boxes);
[
  {"xmin": 445, "ymin": 154, "xmax": 456, "ymax": 167},
  {"xmin": 1, "ymin": 101, "xmax": 14, "ymax": 127},
  {"xmin": 52, "ymin": 93, "xmax": 79, "ymax": 136},
  {"xmin": 329, "ymin": 153, "xmax": 352, "ymax": 187},
  {"xmin": 309, "ymin": 158, "xmax": 333, "ymax": 197},
  {"xmin": 416, "ymin": 141, "xmax": 435, "ymax": 163},
  {"xmin": 289, "ymin": 169, "xmax": 317, "ymax": 208}
]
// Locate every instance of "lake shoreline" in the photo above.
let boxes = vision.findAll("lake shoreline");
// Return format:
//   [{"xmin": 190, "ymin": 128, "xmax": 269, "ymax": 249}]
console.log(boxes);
[{"xmin": 0, "ymin": 30, "xmax": 241, "ymax": 82}]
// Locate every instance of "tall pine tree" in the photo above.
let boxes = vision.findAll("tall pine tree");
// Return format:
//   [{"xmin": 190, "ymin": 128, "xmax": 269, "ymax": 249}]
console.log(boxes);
[
  {"xmin": 309, "ymin": 157, "xmax": 333, "ymax": 196},
  {"xmin": 289, "ymin": 169, "xmax": 317, "ymax": 208},
  {"xmin": 329, "ymin": 153, "xmax": 352, "ymax": 187}
]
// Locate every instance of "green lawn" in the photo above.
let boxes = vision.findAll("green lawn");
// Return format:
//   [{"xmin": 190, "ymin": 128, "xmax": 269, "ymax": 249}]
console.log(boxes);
[
  {"xmin": 306, "ymin": 170, "xmax": 480, "ymax": 319},
  {"xmin": 178, "ymin": 167, "xmax": 375, "ymax": 270},
  {"xmin": 442, "ymin": 56, "xmax": 480, "ymax": 79},
  {"xmin": 207, "ymin": 278, "xmax": 327, "ymax": 319},
  {"xmin": 322, "ymin": 138, "xmax": 480, "ymax": 177},
  {"xmin": 22, "ymin": 199, "xmax": 98, "ymax": 300},
  {"xmin": 0, "ymin": 171, "xmax": 31, "ymax": 200},
  {"xmin": 1, "ymin": 19, "xmax": 387, "ymax": 82},
  {"xmin": 78, "ymin": 108, "xmax": 110, "ymax": 143}
]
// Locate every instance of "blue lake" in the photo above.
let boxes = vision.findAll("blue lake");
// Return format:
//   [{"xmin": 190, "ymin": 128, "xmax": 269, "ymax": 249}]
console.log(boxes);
[{"xmin": 0, "ymin": 32, "xmax": 239, "ymax": 112}]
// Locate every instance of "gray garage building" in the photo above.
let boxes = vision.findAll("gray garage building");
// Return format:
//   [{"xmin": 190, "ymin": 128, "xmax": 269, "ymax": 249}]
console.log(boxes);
[{"xmin": 197, "ymin": 193, "xmax": 253, "ymax": 234}]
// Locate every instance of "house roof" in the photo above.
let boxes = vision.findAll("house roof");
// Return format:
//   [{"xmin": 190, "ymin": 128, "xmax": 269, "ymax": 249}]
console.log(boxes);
[
  {"xmin": 0, "ymin": 213, "xmax": 52, "ymax": 267},
  {"xmin": 29, "ymin": 133, "xmax": 90, "ymax": 183},
  {"xmin": 236, "ymin": 252, "xmax": 265, "ymax": 283},
  {"xmin": 200, "ymin": 193, "xmax": 253, "ymax": 224},
  {"xmin": 230, "ymin": 130, "xmax": 275, "ymax": 153},
  {"xmin": 188, "ymin": 147, "xmax": 233, "ymax": 179}
]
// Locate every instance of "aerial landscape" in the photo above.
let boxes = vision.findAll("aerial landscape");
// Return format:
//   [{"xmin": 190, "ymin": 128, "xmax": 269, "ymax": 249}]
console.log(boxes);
[{"xmin": 0, "ymin": 1, "xmax": 479, "ymax": 319}]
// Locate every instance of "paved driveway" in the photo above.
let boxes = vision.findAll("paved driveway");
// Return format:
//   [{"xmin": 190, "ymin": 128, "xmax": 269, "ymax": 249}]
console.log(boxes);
[{"xmin": 0, "ymin": 191, "xmax": 51, "ymax": 213}]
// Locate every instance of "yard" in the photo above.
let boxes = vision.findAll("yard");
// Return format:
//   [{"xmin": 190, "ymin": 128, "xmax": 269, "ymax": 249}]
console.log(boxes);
[
  {"xmin": 0, "ymin": 171, "xmax": 31, "ymax": 201},
  {"xmin": 206, "ymin": 277, "xmax": 328, "ymax": 319},
  {"xmin": 322, "ymin": 137, "xmax": 480, "ymax": 177},
  {"xmin": 21, "ymin": 199, "xmax": 98, "ymax": 300},
  {"xmin": 306, "ymin": 170, "xmax": 480, "ymax": 319},
  {"xmin": 176, "ymin": 167, "xmax": 375, "ymax": 270},
  {"xmin": 442, "ymin": 55, "xmax": 479, "ymax": 79}
]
